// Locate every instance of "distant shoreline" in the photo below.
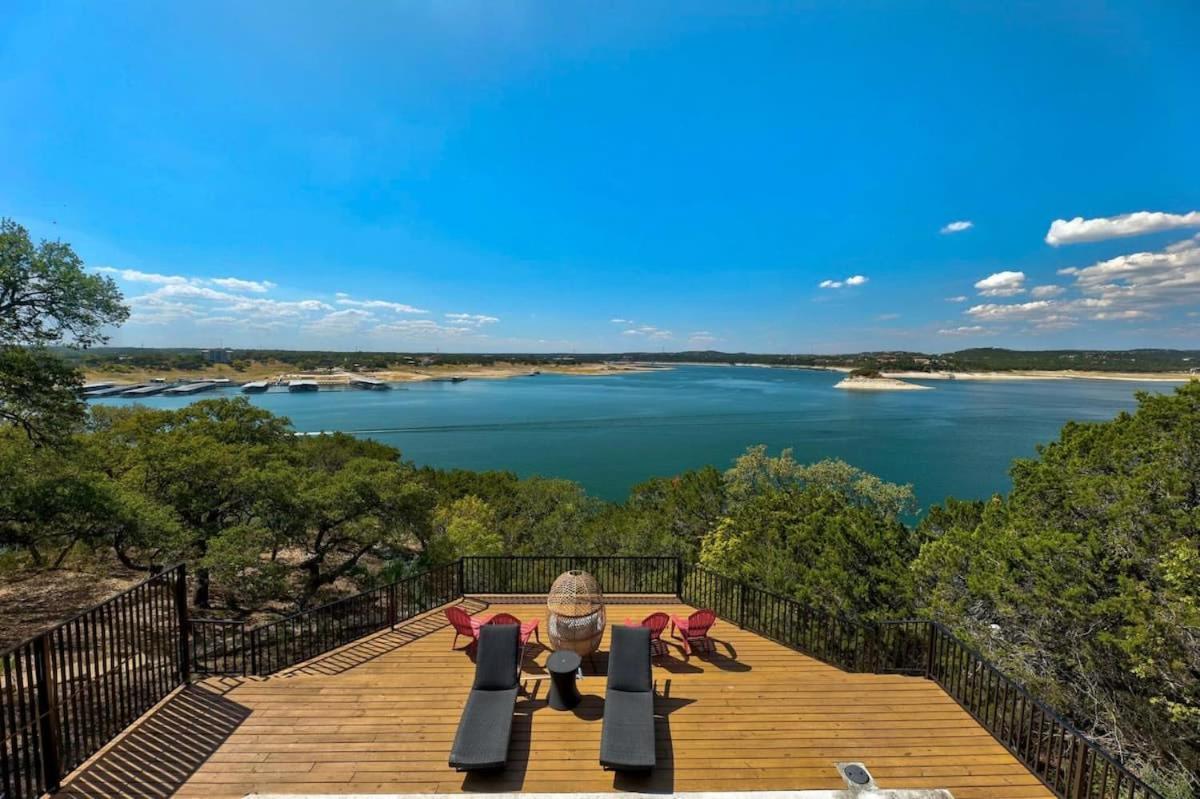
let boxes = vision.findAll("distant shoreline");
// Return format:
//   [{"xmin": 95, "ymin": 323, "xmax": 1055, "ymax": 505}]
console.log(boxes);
[
  {"xmin": 82, "ymin": 358, "xmax": 1197, "ymax": 388},
  {"xmin": 694, "ymin": 362, "xmax": 1196, "ymax": 383}
]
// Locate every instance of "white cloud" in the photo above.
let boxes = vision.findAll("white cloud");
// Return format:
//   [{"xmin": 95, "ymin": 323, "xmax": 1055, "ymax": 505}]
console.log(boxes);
[
  {"xmin": 819, "ymin": 275, "xmax": 868, "ymax": 289},
  {"xmin": 372, "ymin": 319, "xmax": 478, "ymax": 338},
  {"xmin": 876, "ymin": 313, "xmax": 901, "ymax": 321},
  {"xmin": 944, "ymin": 295, "xmax": 968, "ymax": 303},
  {"xmin": 1030, "ymin": 285, "xmax": 1065, "ymax": 298},
  {"xmin": 211, "ymin": 277, "xmax": 276, "ymax": 293},
  {"xmin": 1059, "ymin": 235, "xmax": 1200, "ymax": 314},
  {"xmin": 96, "ymin": 267, "xmax": 189, "ymax": 285},
  {"xmin": 974, "ymin": 270, "xmax": 1026, "ymax": 297},
  {"xmin": 621, "ymin": 325, "xmax": 673, "ymax": 340},
  {"xmin": 966, "ymin": 300, "xmax": 1054, "ymax": 321},
  {"xmin": 445, "ymin": 312, "xmax": 499, "ymax": 326},
  {"xmin": 306, "ymin": 308, "xmax": 374, "ymax": 333},
  {"xmin": 610, "ymin": 318, "xmax": 633, "ymax": 324},
  {"xmin": 940, "ymin": 220, "xmax": 974, "ymax": 235},
  {"xmin": 687, "ymin": 331, "xmax": 718, "ymax": 346},
  {"xmin": 336, "ymin": 296, "xmax": 429, "ymax": 314},
  {"xmin": 938, "ymin": 325, "xmax": 986, "ymax": 335},
  {"xmin": 1045, "ymin": 210, "xmax": 1200, "ymax": 246}
]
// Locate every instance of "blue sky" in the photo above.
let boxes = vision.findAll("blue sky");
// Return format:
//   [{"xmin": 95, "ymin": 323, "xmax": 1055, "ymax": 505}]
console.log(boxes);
[{"xmin": 2, "ymin": 2, "xmax": 1198, "ymax": 353}]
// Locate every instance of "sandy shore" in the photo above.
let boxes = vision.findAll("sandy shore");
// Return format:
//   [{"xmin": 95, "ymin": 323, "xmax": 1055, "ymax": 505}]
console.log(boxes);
[
  {"xmin": 83, "ymin": 361, "xmax": 664, "ymax": 386},
  {"xmin": 835, "ymin": 376, "xmax": 932, "ymax": 391},
  {"xmin": 880, "ymin": 370, "xmax": 1196, "ymax": 383}
]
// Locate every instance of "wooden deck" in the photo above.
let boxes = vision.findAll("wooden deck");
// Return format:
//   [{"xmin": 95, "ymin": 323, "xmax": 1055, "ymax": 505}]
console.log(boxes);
[{"xmin": 54, "ymin": 598, "xmax": 1053, "ymax": 799}]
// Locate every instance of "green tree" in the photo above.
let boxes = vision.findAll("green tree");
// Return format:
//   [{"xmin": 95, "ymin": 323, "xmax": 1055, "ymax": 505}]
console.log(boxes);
[
  {"xmin": 912, "ymin": 381, "xmax": 1200, "ymax": 793},
  {"xmin": 0, "ymin": 219, "xmax": 128, "ymax": 444},
  {"xmin": 701, "ymin": 447, "xmax": 917, "ymax": 618},
  {"xmin": 426, "ymin": 495, "xmax": 503, "ymax": 564}
]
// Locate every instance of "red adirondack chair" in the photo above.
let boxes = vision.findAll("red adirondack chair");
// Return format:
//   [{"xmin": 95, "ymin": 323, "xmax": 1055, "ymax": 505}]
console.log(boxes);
[
  {"xmin": 486, "ymin": 612, "xmax": 541, "ymax": 647},
  {"xmin": 670, "ymin": 609, "xmax": 717, "ymax": 655},
  {"xmin": 624, "ymin": 612, "xmax": 670, "ymax": 656},
  {"xmin": 446, "ymin": 606, "xmax": 487, "ymax": 650}
]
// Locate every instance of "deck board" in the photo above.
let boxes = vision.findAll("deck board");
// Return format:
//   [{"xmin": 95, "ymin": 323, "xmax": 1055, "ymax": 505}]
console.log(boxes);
[{"xmin": 54, "ymin": 599, "xmax": 1053, "ymax": 798}]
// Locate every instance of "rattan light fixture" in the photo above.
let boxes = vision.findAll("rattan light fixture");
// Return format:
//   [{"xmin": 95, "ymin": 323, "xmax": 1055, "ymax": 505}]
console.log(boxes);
[{"xmin": 546, "ymin": 570, "xmax": 606, "ymax": 656}]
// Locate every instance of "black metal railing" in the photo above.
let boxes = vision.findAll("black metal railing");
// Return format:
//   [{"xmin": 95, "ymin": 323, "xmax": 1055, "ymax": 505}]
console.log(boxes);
[
  {"xmin": 189, "ymin": 619, "xmax": 247, "ymax": 676},
  {"xmin": 680, "ymin": 565, "xmax": 872, "ymax": 671},
  {"xmin": 926, "ymin": 622, "xmax": 1161, "ymax": 799},
  {"xmin": 3, "ymin": 555, "xmax": 1162, "ymax": 799},
  {"xmin": 1, "ymin": 564, "xmax": 187, "ymax": 799},
  {"xmin": 460, "ymin": 555, "xmax": 677, "ymax": 595}
]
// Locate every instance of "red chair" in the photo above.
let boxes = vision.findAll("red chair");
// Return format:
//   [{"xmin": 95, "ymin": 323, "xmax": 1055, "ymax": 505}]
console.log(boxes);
[
  {"xmin": 624, "ymin": 612, "xmax": 670, "ymax": 656},
  {"xmin": 670, "ymin": 609, "xmax": 717, "ymax": 655},
  {"xmin": 446, "ymin": 606, "xmax": 487, "ymax": 650},
  {"xmin": 486, "ymin": 612, "xmax": 541, "ymax": 647}
]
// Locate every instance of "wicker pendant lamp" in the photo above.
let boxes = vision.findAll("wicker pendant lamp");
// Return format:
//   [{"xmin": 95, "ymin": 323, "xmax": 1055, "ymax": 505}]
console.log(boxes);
[{"xmin": 546, "ymin": 570, "xmax": 606, "ymax": 656}]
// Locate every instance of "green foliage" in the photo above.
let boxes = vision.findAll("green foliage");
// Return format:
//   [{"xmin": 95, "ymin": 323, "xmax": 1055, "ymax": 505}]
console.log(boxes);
[
  {"xmin": 913, "ymin": 381, "xmax": 1200, "ymax": 789},
  {"xmin": 702, "ymin": 447, "xmax": 917, "ymax": 618},
  {"xmin": 0, "ymin": 219, "xmax": 128, "ymax": 444}
]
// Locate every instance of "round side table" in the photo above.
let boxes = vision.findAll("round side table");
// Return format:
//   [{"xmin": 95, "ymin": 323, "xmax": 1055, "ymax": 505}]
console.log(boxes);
[{"xmin": 547, "ymin": 649, "xmax": 582, "ymax": 710}]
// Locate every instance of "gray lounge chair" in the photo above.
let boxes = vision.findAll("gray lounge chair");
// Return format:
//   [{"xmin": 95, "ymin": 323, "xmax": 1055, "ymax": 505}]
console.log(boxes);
[
  {"xmin": 449, "ymin": 623, "xmax": 521, "ymax": 771},
  {"xmin": 600, "ymin": 624, "xmax": 656, "ymax": 771}
]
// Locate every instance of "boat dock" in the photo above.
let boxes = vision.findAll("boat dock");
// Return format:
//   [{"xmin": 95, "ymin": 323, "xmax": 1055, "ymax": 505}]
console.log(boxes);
[
  {"xmin": 349, "ymin": 375, "xmax": 390, "ymax": 390},
  {"xmin": 287, "ymin": 379, "xmax": 319, "ymax": 392},
  {"xmin": 164, "ymin": 382, "xmax": 219, "ymax": 395},
  {"xmin": 122, "ymin": 384, "xmax": 167, "ymax": 397},
  {"xmin": 241, "ymin": 380, "xmax": 271, "ymax": 393},
  {"xmin": 83, "ymin": 384, "xmax": 140, "ymax": 397}
]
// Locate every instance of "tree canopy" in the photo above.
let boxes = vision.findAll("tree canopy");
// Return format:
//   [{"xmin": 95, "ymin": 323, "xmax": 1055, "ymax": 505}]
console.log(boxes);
[{"xmin": 0, "ymin": 219, "xmax": 128, "ymax": 444}]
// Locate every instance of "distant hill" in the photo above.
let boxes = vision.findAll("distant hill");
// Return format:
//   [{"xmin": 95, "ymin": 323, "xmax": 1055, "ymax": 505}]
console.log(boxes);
[{"xmin": 62, "ymin": 346, "xmax": 1200, "ymax": 374}]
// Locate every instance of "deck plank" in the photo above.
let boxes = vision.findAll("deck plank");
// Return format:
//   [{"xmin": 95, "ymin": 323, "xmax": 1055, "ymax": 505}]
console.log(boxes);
[{"xmin": 54, "ymin": 599, "xmax": 1053, "ymax": 798}]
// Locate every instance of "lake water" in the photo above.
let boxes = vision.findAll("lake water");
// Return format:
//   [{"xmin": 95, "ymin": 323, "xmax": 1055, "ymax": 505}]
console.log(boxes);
[{"xmin": 93, "ymin": 366, "xmax": 1176, "ymax": 509}]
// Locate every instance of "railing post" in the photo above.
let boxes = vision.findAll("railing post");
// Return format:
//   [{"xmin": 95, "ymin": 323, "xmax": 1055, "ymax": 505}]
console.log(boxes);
[
  {"xmin": 674, "ymin": 558, "xmax": 684, "ymax": 599},
  {"xmin": 457, "ymin": 558, "xmax": 466, "ymax": 596},
  {"xmin": 925, "ymin": 622, "xmax": 936, "ymax": 680},
  {"xmin": 387, "ymin": 582, "xmax": 398, "ymax": 629},
  {"xmin": 249, "ymin": 627, "xmax": 260, "ymax": 676},
  {"xmin": 1068, "ymin": 739, "xmax": 1089, "ymax": 799},
  {"xmin": 738, "ymin": 581, "xmax": 748, "ymax": 628},
  {"xmin": 174, "ymin": 564, "xmax": 190, "ymax": 684},
  {"xmin": 32, "ymin": 636, "xmax": 62, "ymax": 793}
]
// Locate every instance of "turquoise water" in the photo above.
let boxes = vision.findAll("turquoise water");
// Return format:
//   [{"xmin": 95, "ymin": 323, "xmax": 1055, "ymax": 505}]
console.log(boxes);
[{"xmin": 92, "ymin": 366, "xmax": 1176, "ymax": 509}]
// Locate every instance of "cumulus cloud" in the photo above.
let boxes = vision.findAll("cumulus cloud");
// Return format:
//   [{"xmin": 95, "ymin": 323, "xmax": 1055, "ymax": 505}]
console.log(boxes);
[
  {"xmin": 96, "ymin": 267, "xmax": 189, "ymax": 285},
  {"xmin": 1030, "ymin": 285, "xmax": 1065, "ymax": 298},
  {"xmin": 1057, "ymin": 235, "xmax": 1200, "ymax": 315},
  {"xmin": 306, "ymin": 308, "xmax": 374, "ymax": 333},
  {"xmin": 944, "ymin": 295, "xmax": 968, "ymax": 303},
  {"xmin": 940, "ymin": 220, "xmax": 974, "ymax": 234},
  {"xmin": 938, "ymin": 325, "xmax": 986, "ymax": 335},
  {"xmin": 621, "ymin": 325, "xmax": 673, "ymax": 340},
  {"xmin": 336, "ymin": 296, "xmax": 429, "ymax": 314},
  {"xmin": 211, "ymin": 277, "xmax": 275, "ymax": 293},
  {"xmin": 819, "ymin": 275, "xmax": 868, "ymax": 289},
  {"xmin": 445, "ymin": 312, "xmax": 500, "ymax": 326},
  {"xmin": 1045, "ymin": 210, "xmax": 1200, "ymax": 246},
  {"xmin": 372, "ymin": 319, "xmax": 477, "ymax": 338},
  {"xmin": 966, "ymin": 300, "xmax": 1054, "ymax": 321},
  {"xmin": 974, "ymin": 270, "xmax": 1026, "ymax": 297}
]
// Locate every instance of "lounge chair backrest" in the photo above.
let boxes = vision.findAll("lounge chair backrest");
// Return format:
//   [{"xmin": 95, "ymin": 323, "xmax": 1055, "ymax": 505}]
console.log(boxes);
[
  {"xmin": 487, "ymin": 612, "xmax": 521, "ymax": 626},
  {"xmin": 445, "ymin": 606, "xmax": 476, "ymax": 637},
  {"xmin": 641, "ymin": 612, "xmax": 669, "ymax": 637},
  {"xmin": 474, "ymin": 623, "xmax": 520, "ymax": 691},
  {"xmin": 688, "ymin": 609, "xmax": 717, "ymax": 636},
  {"xmin": 608, "ymin": 625, "xmax": 652, "ymax": 693}
]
